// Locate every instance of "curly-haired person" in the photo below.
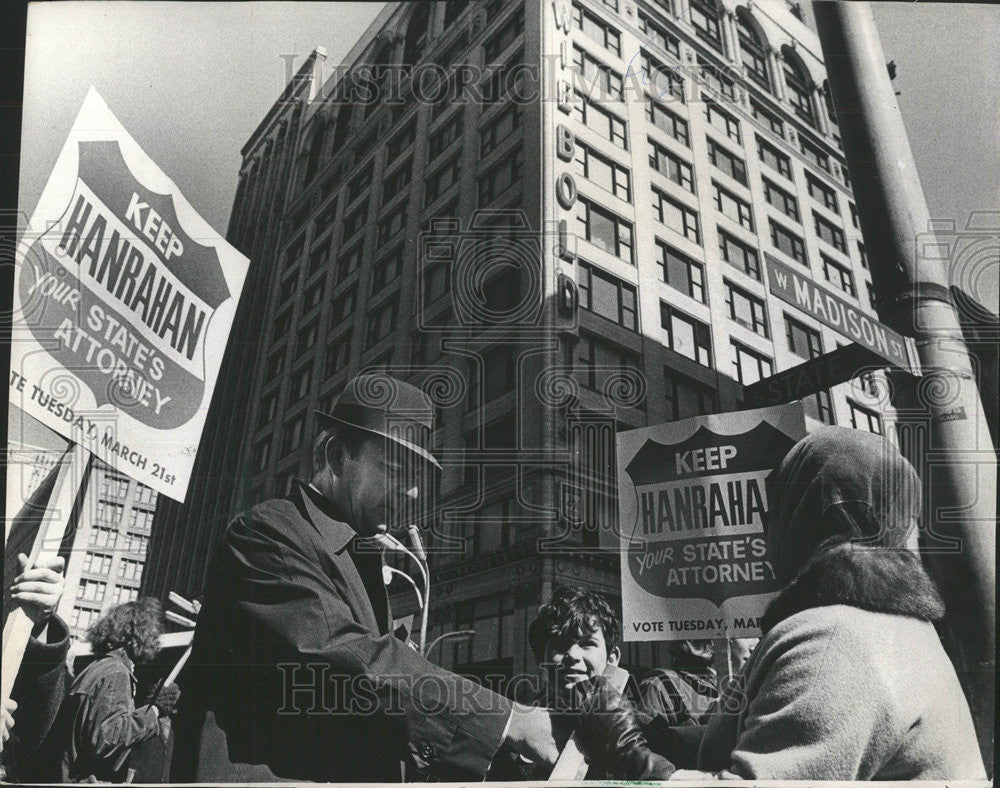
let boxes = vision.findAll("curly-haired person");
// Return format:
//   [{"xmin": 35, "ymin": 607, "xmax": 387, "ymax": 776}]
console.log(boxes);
[{"xmin": 56, "ymin": 598, "xmax": 181, "ymax": 783}]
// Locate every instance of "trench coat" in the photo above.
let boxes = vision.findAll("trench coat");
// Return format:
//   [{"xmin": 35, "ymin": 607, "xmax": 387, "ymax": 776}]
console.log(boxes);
[{"xmin": 172, "ymin": 481, "xmax": 512, "ymax": 782}]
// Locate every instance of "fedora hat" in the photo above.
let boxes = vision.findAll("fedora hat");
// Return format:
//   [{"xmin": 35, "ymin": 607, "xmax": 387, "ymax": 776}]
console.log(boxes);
[{"xmin": 315, "ymin": 373, "xmax": 441, "ymax": 469}]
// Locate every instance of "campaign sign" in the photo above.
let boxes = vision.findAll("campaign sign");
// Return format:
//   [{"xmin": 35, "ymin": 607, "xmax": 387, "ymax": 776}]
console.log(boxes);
[
  {"xmin": 618, "ymin": 403, "xmax": 806, "ymax": 640},
  {"xmin": 10, "ymin": 88, "xmax": 248, "ymax": 501}
]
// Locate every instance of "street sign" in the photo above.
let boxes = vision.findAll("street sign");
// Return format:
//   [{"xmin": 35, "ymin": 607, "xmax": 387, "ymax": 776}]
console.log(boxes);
[
  {"xmin": 765, "ymin": 253, "xmax": 919, "ymax": 373},
  {"xmin": 742, "ymin": 342, "xmax": 894, "ymax": 408}
]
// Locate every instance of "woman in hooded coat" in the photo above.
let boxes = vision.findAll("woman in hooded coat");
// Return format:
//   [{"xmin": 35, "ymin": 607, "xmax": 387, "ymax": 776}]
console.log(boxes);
[{"xmin": 695, "ymin": 426, "xmax": 985, "ymax": 780}]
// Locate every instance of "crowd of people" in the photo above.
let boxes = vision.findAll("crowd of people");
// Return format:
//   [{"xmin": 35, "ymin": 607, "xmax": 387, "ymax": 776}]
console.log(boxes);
[{"xmin": 1, "ymin": 373, "xmax": 988, "ymax": 782}]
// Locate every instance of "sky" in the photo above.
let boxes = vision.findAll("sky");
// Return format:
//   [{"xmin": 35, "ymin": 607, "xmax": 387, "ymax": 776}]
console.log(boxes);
[{"xmin": 11, "ymin": 1, "xmax": 1000, "ymax": 451}]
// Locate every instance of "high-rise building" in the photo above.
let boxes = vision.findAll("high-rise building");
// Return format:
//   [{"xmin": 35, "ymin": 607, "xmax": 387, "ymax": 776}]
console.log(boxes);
[
  {"xmin": 142, "ymin": 0, "xmax": 892, "ymax": 687},
  {"xmin": 53, "ymin": 460, "xmax": 158, "ymax": 638}
]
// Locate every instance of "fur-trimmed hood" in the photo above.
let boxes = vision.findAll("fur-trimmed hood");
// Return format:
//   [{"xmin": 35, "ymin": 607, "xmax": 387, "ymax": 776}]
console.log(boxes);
[{"xmin": 761, "ymin": 541, "xmax": 945, "ymax": 635}]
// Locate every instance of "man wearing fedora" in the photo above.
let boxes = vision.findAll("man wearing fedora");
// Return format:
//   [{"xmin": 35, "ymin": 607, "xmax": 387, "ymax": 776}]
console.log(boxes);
[{"xmin": 173, "ymin": 373, "xmax": 588, "ymax": 782}]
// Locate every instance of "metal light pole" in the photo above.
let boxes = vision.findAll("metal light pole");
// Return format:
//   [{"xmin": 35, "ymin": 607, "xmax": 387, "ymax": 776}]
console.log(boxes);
[
  {"xmin": 813, "ymin": 2, "xmax": 996, "ymax": 770},
  {"xmin": 424, "ymin": 629, "xmax": 476, "ymax": 664}
]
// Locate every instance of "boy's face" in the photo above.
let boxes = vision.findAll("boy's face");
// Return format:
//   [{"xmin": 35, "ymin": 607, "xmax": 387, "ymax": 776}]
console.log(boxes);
[{"xmin": 543, "ymin": 623, "xmax": 621, "ymax": 699}]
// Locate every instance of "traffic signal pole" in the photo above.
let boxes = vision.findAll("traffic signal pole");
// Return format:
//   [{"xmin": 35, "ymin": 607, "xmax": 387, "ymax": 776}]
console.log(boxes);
[{"xmin": 813, "ymin": 2, "xmax": 995, "ymax": 770}]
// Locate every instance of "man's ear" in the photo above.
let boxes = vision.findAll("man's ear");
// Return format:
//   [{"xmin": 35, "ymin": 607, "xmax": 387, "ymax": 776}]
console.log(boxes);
[
  {"xmin": 607, "ymin": 646, "xmax": 621, "ymax": 666},
  {"xmin": 324, "ymin": 436, "xmax": 346, "ymax": 476}
]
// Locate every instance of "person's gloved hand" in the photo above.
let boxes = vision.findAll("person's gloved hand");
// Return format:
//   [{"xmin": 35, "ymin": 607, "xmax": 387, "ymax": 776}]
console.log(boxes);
[
  {"xmin": 148, "ymin": 683, "xmax": 181, "ymax": 717},
  {"xmin": 571, "ymin": 676, "xmax": 676, "ymax": 780}
]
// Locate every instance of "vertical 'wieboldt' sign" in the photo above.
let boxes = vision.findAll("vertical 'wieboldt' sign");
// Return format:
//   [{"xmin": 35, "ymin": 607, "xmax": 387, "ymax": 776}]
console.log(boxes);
[
  {"xmin": 618, "ymin": 404, "xmax": 806, "ymax": 640},
  {"xmin": 10, "ymin": 88, "xmax": 249, "ymax": 501}
]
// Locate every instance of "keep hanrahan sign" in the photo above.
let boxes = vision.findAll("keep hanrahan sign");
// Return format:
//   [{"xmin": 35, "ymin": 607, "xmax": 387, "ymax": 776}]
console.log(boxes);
[
  {"xmin": 618, "ymin": 403, "xmax": 806, "ymax": 641},
  {"xmin": 9, "ymin": 88, "xmax": 248, "ymax": 501}
]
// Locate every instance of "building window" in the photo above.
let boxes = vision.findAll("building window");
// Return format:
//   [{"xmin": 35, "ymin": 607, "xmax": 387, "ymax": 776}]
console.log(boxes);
[
  {"xmin": 572, "ymin": 45, "xmax": 624, "ymax": 100},
  {"xmin": 578, "ymin": 261, "xmax": 638, "ymax": 330},
  {"xmin": 296, "ymin": 320, "xmax": 319, "ymax": 356},
  {"xmin": 484, "ymin": 5, "xmax": 524, "ymax": 62},
  {"xmin": 478, "ymin": 147, "xmax": 524, "ymax": 206},
  {"xmin": 265, "ymin": 349, "xmax": 285, "ymax": 381},
  {"xmin": 705, "ymin": 102, "xmax": 741, "ymax": 143},
  {"xmin": 303, "ymin": 276, "xmax": 325, "ymax": 314},
  {"xmin": 806, "ymin": 172, "xmax": 839, "ymax": 213},
  {"xmin": 576, "ymin": 197, "xmax": 634, "ymax": 263},
  {"xmin": 113, "ymin": 585, "xmax": 139, "ymax": 604},
  {"xmin": 382, "ymin": 161, "xmax": 412, "ymax": 202},
  {"xmin": 690, "ymin": 0, "xmax": 723, "ymax": 51},
  {"xmin": 347, "ymin": 162, "xmax": 373, "ymax": 204},
  {"xmin": 814, "ymin": 212, "xmax": 847, "ymax": 253},
  {"xmin": 648, "ymin": 138, "xmax": 694, "ymax": 192},
  {"xmin": 785, "ymin": 315, "xmax": 823, "ymax": 359},
  {"xmin": 751, "ymin": 99, "xmax": 784, "ymax": 138},
  {"xmin": 821, "ymin": 254, "xmax": 857, "ymax": 298},
  {"xmin": 849, "ymin": 400, "xmax": 883, "ymax": 434},
  {"xmin": 330, "ymin": 287, "xmax": 358, "ymax": 328},
  {"xmin": 289, "ymin": 365, "xmax": 312, "ymax": 402},
  {"xmin": 342, "ymin": 204, "xmax": 368, "ymax": 241},
  {"xmin": 120, "ymin": 558, "xmax": 143, "ymax": 583},
  {"xmin": 366, "ymin": 296, "xmax": 398, "ymax": 349},
  {"xmin": 800, "ymin": 136, "xmax": 831, "ymax": 173},
  {"xmin": 762, "ymin": 177, "xmax": 799, "ymax": 222},
  {"xmin": 422, "ymin": 263, "xmax": 451, "ymax": 308},
  {"xmin": 576, "ymin": 142, "xmax": 631, "ymax": 201},
  {"xmin": 273, "ymin": 308, "xmax": 292, "ymax": 341},
  {"xmin": 89, "ymin": 525, "xmax": 117, "ymax": 549},
  {"xmin": 738, "ymin": 15, "xmax": 770, "ymax": 92},
  {"xmin": 646, "ymin": 98, "xmax": 688, "ymax": 146},
  {"xmin": 136, "ymin": 483, "xmax": 155, "ymax": 505},
  {"xmin": 573, "ymin": 3, "xmax": 621, "ymax": 56},
  {"xmin": 338, "ymin": 244, "xmax": 364, "ymax": 282},
  {"xmin": 638, "ymin": 11, "xmax": 680, "ymax": 57},
  {"xmin": 652, "ymin": 187, "xmax": 700, "ymax": 243},
  {"xmin": 377, "ymin": 205, "xmax": 407, "ymax": 245},
  {"xmin": 804, "ymin": 390, "xmax": 836, "ymax": 425},
  {"xmin": 731, "ymin": 340, "xmax": 773, "ymax": 385},
  {"xmin": 664, "ymin": 369, "xmax": 717, "ymax": 420},
  {"xmin": 698, "ymin": 56, "xmax": 736, "ymax": 102},
  {"xmin": 252, "ymin": 438, "xmax": 270, "ymax": 473},
  {"xmin": 372, "ymin": 248, "xmax": 403, "ymax": 294},
  {"xmin": 718, "ymin": 229, "xmax": 761, "ymax": 280},
  {"xmin": 282, "ymin": 414, "xmax": 306, "ymax": 455},
  {"xmin": 783, "ymin": 52, "xmax": 816, "ymax": 128},
  {"xmin": 425, "ymin": 157, "xmax": 461, "ymax": 206},
  {"xmin": 82, "ymin": 552, "xmax": 113, "ymax": 575},
  {"xmin": 725, "ymin": 281, "xmax": 769, "ymax": 337},
  {"xmin": 638, "ymin": 51, "xmax": 685, "ymax": 103},
  {"xmin": 655, "ymin": 239, "xmax": 705, "ymax": 302},
  {"xmin": 258, "ymin": 392, "xmax": 277, "ymax": 428},
  {"xmin": 770, "ymin": 219, "xmax": 808, "ymax": 264},
  {"xmin": 713, "ymin": 182, "xmax": 754, "ymax": 231},
  {"xmin": 574, "ymin": 91, "xmax": 628, "ymax": 148},
  {"xmin": 660, "ymin": 303, "xmax": 713, "ymax": 367},
  {"xmin": 325, "ymin": 331, "xmax": 352, "ymax": 378},
  {"xmin": 573, "ymin": 333, "xmax": 643, "ymax": 391},
  {"xmin": 284, "ymin": 235, "xmax": 305, "ymax": 270},
  {"xmin": 707, "ymin": 139, "xmax": 748, "ymax": 186},
  {"xmin": 849, "ymin": 201, "xmax": 859, "ymax": 228},
  {"xmin": 480, "ymin": 104, "xmax": 520, "ymax": 155},
  {"xmin": 857, "ymin": 241, "xmax": 869, "ymax": 269},
  {"xmin": 387, "ymin": 120, "xmax": 416, "ymax": 162},
  {"xmin": 71, "ymin": 607, "xmax": 99, "ymax": 631},
  {"xmin": 95, "ymin": 500, "xmax": 124, "ymax": 525},
  {"xmin": 428, "ymin": 113, "xmax": 463, "ymax": 160},
  {"xmin": 757, "ymin": 135, "xmax": 792, "ymax": 178}
]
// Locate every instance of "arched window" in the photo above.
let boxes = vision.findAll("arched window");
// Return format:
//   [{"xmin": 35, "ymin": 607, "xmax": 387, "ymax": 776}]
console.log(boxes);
[
  {"xmin": 737, "ymin": 12, "xmax": 770, "ymax": 92},
  {"xmin": 783, "ymin": 49, "xmax": 816, "ymax": 127},
  {"xmin": 403, "ymin": 3, "xmax": 431, "ymax": 66},
  {"xmin": 689, "ymin": 0, "xmax": 723, "ymax": 52}
]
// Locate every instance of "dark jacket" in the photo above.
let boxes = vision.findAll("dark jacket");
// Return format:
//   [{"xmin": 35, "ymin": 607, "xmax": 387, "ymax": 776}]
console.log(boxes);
[
  {"xmin": 6, "ymin": 615, "xmax": 71, "ymax": 782},
  {"xmin": 172, "ymin": 481, "xmax": 511, "ymax": 783},
  {"xmin": 58, "ymin": 648, "xmax": 161, "ymax": 782}
]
